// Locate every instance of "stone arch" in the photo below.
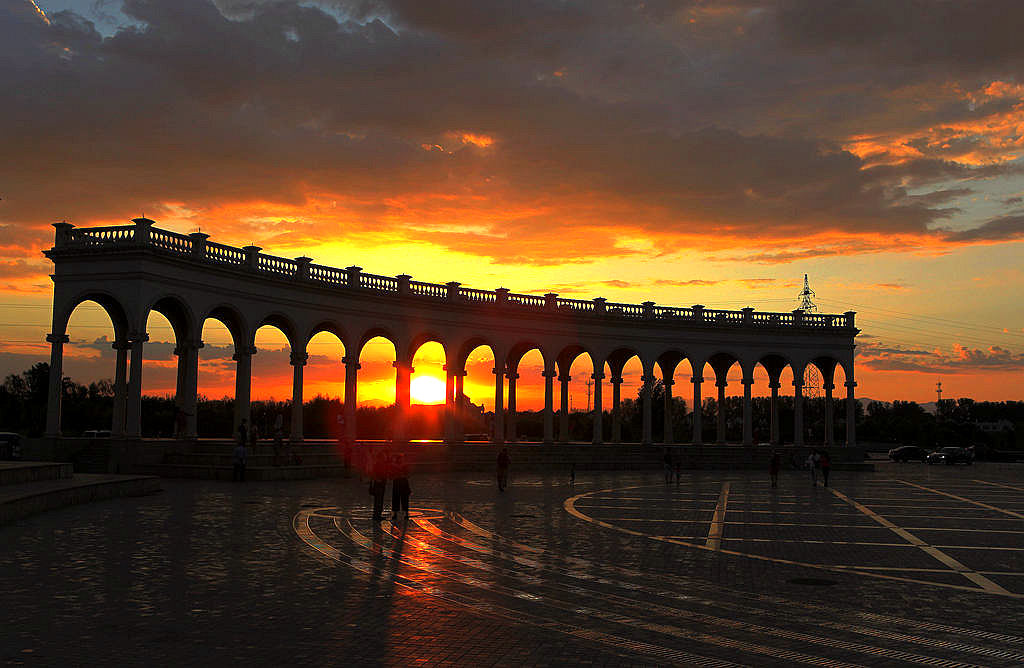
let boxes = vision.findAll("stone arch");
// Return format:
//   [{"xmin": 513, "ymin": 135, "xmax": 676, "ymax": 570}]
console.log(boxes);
[
  {"xmin": 407, "ymin": 331, "xmax": 450, "ymax": 366},
  {"xmin": 57, "ymin": 290, "xmax": 131, "ymax": 341},
  {"xmin": 555, "ymin": 344, "xmax": 591, "ymax": 378},
  {"xmin": 253, "ymin": 312, "xmax": 299, "ymax": 351},
  {"xmin": 200, "ymin": 304, "xmax": 248, "ymax": 351},
  {"xmin": 506, "ymin": 341, "xmax": 547, "ymax": 372},
  {"xmin": 55, "ymin": 292, "xmax": 133, "ymax": 437},
  {"xmin": 305, "ymin": 320, "xmax": 348, "ymax": 354},
  {"xmin": 455, "ymin": 336, "xmax": 496, "ymax": 371},
  {"xmin": 357, "ymin": 327, "xmax": 400, "ymax": 358},
  {"xmin": 143, "ymin": 294, "xmax": 196, "ymax": 346}
]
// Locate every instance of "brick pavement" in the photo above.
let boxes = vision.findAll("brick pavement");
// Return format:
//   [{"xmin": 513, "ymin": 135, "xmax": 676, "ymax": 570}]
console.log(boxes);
[{"xmin": 2, "ymin": 462, "xmax": 1023, "ymax": 666}]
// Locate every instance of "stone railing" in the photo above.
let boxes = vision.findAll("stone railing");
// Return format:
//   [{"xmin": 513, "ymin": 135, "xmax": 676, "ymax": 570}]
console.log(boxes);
[{"xmin": 49, "ymin": 219, "xmax": 857, "ymax": 331}]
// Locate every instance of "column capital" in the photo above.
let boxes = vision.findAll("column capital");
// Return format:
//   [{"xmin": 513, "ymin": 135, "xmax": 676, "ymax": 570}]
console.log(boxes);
[
  {"xmin": 232, "ymin": 345, "xmax": 257, "ymax": 361},
  {"xmin": 641, "ymin": 375, "xmax": 656, "ymax": 384},
  {"xmin": 290, "ymin": 351, "xmax": 309, "ymax": 366},
  {"xmin": 823, "ymin": 383, "xmax": 835, "ymax": 391},
  {"xmin": 542, "ymin": 369, "xmax": 557, "ymax": 378},
  {"xmin": 845, "ymin": 380, "xmax": 857, "ymax": 388},
  {"xmin": 792, "ymin": 380, "xmax": 804, "ymax": 388},
  {"xmin": 127, "ymin": 332, "xmax": 150, "ymax": 344},
  {"xmin": 393, "ymin": 360, "xmax": 414, "ymax": 373},
  {"xmin": 716, "ymin": 379, "xmax": 728, "ymax": 388},
  {"xmin": 691, "ymin": 376, "xmax": 704, "ymax": 384},
  {"xmin": 492, "ymin": 366, "xmax": 506, "ymax": 376},
  {"xmin": 609, "ymin": 376, "xmax": 623, "ymax": 385},
  {"xmin": 591, "ymin": 372, "xmax": 605, "ymax": 381},
  {"xmin": 741, "ymin": 378, "xmax": 754, "ymax": 386},
  {"xmin": 46, "ymin": 333, "xmax": 70, "ymax": 344},
  {"xmin": 174, "ymin": 340, "xmax": 204, "ymax": 355},
  {"xmin": 558, "ymin": 374, "xmax": 571, "ymax": 383},
  {"xmin": 505, "ymin": 371, "xmax": 520, "ymax": 380},
  {"xmin": 768, "ymin": 381, "xmax": 781, "ymax": 390},
  {"xmin": 112, "ymin": 339, "xmax": 132, "ymax": 351},
  {"xmin": 662, "ymin": 378, "xmax": 675, "ymax": 387},
  {"xmin": 342, "ymin": 356, "xmax": 361, "ymax": 369}
]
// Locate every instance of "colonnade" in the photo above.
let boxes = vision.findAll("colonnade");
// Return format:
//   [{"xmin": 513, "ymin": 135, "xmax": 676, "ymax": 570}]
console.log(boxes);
[{"xmin": 43, "ymin": 326, "xmax": 856, "ymax": 447}]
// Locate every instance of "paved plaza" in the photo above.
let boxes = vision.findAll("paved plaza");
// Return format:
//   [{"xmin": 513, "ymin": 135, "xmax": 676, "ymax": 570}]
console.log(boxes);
[{"xmin": 3, "ymin": 462, "xmax": 1024, "ymax": 666}]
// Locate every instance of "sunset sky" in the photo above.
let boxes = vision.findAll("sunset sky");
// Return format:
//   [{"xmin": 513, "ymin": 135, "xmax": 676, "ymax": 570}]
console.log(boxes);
[{"xmin": 2, "ymin": 1, "xmax": 1023, "ymax": 410}]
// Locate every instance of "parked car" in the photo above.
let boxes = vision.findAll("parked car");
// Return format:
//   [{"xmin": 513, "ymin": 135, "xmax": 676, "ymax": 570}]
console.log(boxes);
[
  {"xmin": 0, "ymin": 432, "xmax": 22, "ymax": 460},
  {"xmin": 927, "ymin": 446, "xmax": 972, "ymax": 465},
  {"xmin": 888, "ymin": 445, "xmax": 927, "ymax": 463}
]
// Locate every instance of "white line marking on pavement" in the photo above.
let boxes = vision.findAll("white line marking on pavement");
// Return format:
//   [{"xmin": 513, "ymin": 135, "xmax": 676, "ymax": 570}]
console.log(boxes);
[
  {"xmin": 972, "ymin": 480, "xmax": 1024, "ymax": 493},
  {"xmin": 707, "ymin": 482, "xmax": 731, "ymax": 550},
  {"xmin": 895, "ymin": 480, "xmax": 1024, "ymax": 519},
  {"xmin": 828, "ymin": 488, "xmax": 1011, "ymax": 595}
]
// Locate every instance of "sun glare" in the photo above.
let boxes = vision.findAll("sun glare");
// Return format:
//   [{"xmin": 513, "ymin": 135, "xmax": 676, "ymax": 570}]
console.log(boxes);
[{"xmin": 410, "ymin": 375, "xmax": 447, "ymax": 404}]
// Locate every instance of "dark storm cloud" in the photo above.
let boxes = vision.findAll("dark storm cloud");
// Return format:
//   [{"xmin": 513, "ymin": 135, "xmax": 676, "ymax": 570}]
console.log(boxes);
[
  {"xmin": 1, "ymin": 0, "xmax": 1021, "ymax": 267},
  {"xmin": 941, "ymin": 214, "xmax": 1024, "ymax": 243},
  {"xmin": 774, "ymin": 0, "xmax": 1024, "ymax": 73}
]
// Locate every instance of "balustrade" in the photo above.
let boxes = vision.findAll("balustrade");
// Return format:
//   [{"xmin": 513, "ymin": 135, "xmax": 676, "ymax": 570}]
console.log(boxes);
[
  {"xmin": 361, "ymin": 273, "xmax": 400, "ymax": 292},
  {"xmin": 150, "ymin": 228, "xmax": 192, "ymax": 254},
  {"xmin": 308, "ymin": 263, "xmax": 347, "ymax": 286},
  {"xmin": 257, "ymin": 254, "xmax": 298, "ymax": 277},
  {"xmin": 205, "ymin": 241, "xmax": 247, "ymax": 265},
  {"xmin": 47, "ymin": 222, "xmax": 856, "ymax": 331}
]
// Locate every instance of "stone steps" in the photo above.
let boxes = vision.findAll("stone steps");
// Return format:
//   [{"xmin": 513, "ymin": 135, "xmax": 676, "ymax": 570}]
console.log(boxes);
[
  {"xmin": 164, "ymin": 452, "xmax": 343, "ymax": 466},
  {"xmin": 0, "ymin": 461, "xmax": 74, "ymax": 486},
  {"xmin": 0, "ymin": 463, "xmax": 160, "ymax": 525},
  {"xmin": 139, "ymin": 463, "xmax": 349, "ymax": 481}
]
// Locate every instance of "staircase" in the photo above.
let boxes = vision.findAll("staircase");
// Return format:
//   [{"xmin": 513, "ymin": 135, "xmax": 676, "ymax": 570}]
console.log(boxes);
[{"xmin": 0, "ymin": 460, "xmax": 160, "ymax": 525}]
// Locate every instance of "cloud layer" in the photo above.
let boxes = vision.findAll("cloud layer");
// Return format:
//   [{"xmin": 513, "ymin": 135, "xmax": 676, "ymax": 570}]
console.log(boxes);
[{"xmin": 2, "ymin": 0, "xmax": 1023, "ymax": 272}]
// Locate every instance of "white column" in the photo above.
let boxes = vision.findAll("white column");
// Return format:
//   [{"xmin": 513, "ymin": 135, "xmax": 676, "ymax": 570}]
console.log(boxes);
[
  {"xmin": 290, "ymin": 351, "xmax": 307, "ymax": 442},
  {"xmin": 44, "ymin": 333, "xmax": 68, "ymax": 437},
  {"xmin": 769, "ymin": 380, "xmax": 780, "ymax": 445},
  {"xmin": 455, "ymin": 370, "xmax": 466, "ymax": 442},
  {"xmin": 824, "ymin": 382, "xmax": 835, "ymax": 446},
  {"xmin": 175, "ymin": 340, "xmax": 201, "ymax": 439},
  {"xmin": 394, "ymin": 360, "xmax": 412, "ymax": 443},
  {"xmin": 492, "ymin": 364, "xmax": 505, "ymax": 444},
  {"xmin": 444, "ymin": 364, "xmax": 457, "ymax": 443},
  {"xmin": 542, "ymin": 368, "xmax": 555, "ymax": 444},
  {"xmin": 559, "ymin": 373, "xmax": 571, "ymax": 443},
  {"xmin": 662, "ymin": 378, "xmax": 674, "ymax": 444},
  {"xmin": 343, "ymin": 356, "xmax": 359, "ymax": 444},
  {"xmin": 111, "ymin": 340, "xmax": 129, "ymax": 438},
  {"xmin": 742, "ymin": 377, "xmax": 753, "ymax": 446},
  {"xmin": 591, "ymin": 370, "xmax": 604, "ymax": 444},
  {"xmin": 716, "ymin": 380, "xmax": 727, "ymax": 444},
  {"xmin": 125, "ymin": 333, "xmax": 148, "ymax": 438},
  {"xmin": 845, "ymin": 380, "xmax": 857, "ymax": 446},
  {"xmin": 611, "ymin": 375, "xmax": 623, "ymax": 443},
  {"xmin": 506, "ymin": 371, "xmax": 519, "ymax": 442},
  {"xmin": 233, "ymin": 346, "xmax": 255, "ymax": 435},
  {"xmin": 641, "ymin": 373, "xmax": 654, "ymax": 445},
  {"xmin": 793, "ymin": 379, "xmax": 804, "ymax": 447},
  {"xmin": 691, "ymin": 375, "xmax": 703, "ymax": 445}
]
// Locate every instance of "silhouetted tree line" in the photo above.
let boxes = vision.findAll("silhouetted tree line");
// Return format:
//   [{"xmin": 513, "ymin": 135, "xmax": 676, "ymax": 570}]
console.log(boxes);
[{"xmin": 1, "ymin": 364, "xmax": 1020, "ymax": 452}]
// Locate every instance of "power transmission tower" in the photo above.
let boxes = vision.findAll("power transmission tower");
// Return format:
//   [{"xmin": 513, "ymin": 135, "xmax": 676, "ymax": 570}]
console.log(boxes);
[
  {"xmin": 585, "ymin": 378, "xmax": 593, "ymax": 412},
  {"xmin": 797, "ymin": 274, "xmax": 822, "ymax": 440},
  {"xmin": 936, "ymin": 380, "xmax": 942, "ymax": 404}
]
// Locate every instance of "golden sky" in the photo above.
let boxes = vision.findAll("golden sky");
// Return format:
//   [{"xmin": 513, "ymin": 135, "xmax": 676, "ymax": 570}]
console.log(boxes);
[{"xmin": 1, "ymin": 1, "xmax": 1023, "ymax": 408}]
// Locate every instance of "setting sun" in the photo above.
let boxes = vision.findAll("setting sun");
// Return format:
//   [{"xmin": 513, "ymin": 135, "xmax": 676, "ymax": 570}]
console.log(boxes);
[{"xmin": 410, "ymin": 375, "xmax": 447, "ymax": 404}]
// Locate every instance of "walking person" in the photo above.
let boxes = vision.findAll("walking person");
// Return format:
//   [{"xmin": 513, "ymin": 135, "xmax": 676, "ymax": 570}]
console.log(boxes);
[
  {"xmin": 807, "ymin": 450, "xmax": 820, "ymax": 486},
  {"xmin": 769, "ymin": 450, "xmax": 780, "ymax": 488},
  {"xmin": 663, "ymin": 448, "xmax": 673, "ymax": 484},
  {"xmin": 820, "ymin": 450, "xmax": 831, "ymax": 487},
  {"xmin": 392, "ymin": 454, "xmax": 411, "ymax": 519},
  {"xmin": 497, "ymin": 447, "xmax": 511, "ymax": 492}
]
